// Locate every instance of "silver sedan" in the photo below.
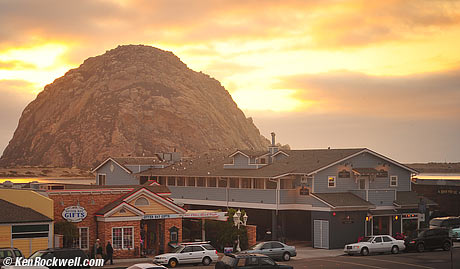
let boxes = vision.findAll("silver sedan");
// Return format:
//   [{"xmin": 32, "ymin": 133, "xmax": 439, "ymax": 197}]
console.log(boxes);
[{"xmin": 240, "ymin": 241, "xmax": 297, "ymax": 261}]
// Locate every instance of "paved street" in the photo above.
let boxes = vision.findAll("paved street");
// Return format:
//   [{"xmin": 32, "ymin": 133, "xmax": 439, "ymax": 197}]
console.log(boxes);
[{"xmin": 105, "ymin": 248, "xmax": 459, "ymax": 268}]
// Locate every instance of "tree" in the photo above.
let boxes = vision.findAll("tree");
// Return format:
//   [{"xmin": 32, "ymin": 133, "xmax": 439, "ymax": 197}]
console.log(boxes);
[
  {"xmin": 55, "ymin": 221, "xmax": 78, "ymax": 247},
  {"xmin": 205, "ymin": 208, "xmax": 248, "ymax": 251}
]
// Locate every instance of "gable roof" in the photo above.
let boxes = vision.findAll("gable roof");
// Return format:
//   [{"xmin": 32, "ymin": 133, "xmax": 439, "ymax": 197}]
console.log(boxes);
[
  {"xmin": 95, "ymin": 186, "xmax": 185, "ymax": 216},
  {"xmin": 311, "ymin": 192, "xmax": 375, "ymax": 209},
  {"xmin": 91, "ymin": 156, "xmax": 164, "ymax": 173},
  {"xmin": 0, "ymin": 199, "xmax": 52, "ymax": 224}
]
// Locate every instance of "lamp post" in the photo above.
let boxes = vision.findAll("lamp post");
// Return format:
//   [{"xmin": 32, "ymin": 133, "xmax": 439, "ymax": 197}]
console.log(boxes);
[{"xmin": 232, "ymin": 209, "xmax": 248, "ymax": 252}]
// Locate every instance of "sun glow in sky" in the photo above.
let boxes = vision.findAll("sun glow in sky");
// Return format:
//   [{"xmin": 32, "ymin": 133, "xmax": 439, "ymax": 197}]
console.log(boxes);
[{"xmin": 1, "ymin": 0, "xmax": 460, "ymax": 162}]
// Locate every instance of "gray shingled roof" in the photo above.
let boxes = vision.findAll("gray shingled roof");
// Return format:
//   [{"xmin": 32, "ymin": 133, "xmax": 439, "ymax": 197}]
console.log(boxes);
[
  {"xmin": 0, "ymin": 199, "xmax": 52, "ymax": 224},
  {"xmin": 394, "ymin": 191, "xmax": 437, "ymax": 207},
  {"xmin": 137, "ymin": 148, "xmax": 366, "ymax": 178},
  {"xmin": 312, "ymin": 192, "xmax": 375, "ymax": 208}
]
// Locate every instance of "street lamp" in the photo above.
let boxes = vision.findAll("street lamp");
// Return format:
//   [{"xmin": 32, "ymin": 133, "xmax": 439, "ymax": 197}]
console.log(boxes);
[{"xmin": 233, "ymin": 209, "xmax": 248, "ymax": 252}]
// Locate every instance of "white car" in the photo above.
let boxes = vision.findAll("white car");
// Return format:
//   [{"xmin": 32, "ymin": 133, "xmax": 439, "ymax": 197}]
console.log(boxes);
[
  {"xmin": 344, "ymin": 235, "xmax": 406, "ymax": 256},
  {"xmin": 154, "ymin": 242, "xmax": 219, "ymax": 268},
  {"xmin": 127, "ymin": 263, "xmax": 167, "ymax": 269}
]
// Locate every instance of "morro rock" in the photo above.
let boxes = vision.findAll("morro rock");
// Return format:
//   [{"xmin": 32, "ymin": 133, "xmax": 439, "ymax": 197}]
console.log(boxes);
[{"xmin": 0, "ymin": 45, "xmax": 268, "ymax": 168}]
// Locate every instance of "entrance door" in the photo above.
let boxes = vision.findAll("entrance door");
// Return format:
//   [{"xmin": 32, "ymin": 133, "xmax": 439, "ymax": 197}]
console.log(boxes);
[
  {"xmin": 373, "ymin": 216, "xmax": 390, "ymax": 235},
  {"xmin": 313, "ymin": 220, "xmax": 329, "ymax": 249}
]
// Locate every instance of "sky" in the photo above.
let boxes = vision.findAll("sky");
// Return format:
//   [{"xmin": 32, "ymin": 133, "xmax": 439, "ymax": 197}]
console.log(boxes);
[{"xmin": 0, "ymin": 0, "xmax": 459, "ymax": 163}]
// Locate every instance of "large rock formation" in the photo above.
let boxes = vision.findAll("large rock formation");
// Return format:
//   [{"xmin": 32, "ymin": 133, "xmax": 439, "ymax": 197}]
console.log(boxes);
[{"xmin": 0, "ymin": 45, "xmax": 268, "ymax": 168}]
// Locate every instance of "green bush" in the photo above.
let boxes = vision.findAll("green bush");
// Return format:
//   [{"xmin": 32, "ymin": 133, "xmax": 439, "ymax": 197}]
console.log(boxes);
[
  {"xmin": 205, "ymin": 208, "xmax": 248, "ymax": 251},
  {"xmin": 55, "ymin": 221, "xmax": 78, "ymax": 247}
]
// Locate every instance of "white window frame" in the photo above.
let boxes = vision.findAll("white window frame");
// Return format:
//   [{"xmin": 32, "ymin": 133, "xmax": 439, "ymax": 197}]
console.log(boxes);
[
  {"xmin": 79, "ymin": 227, "xmax": 89, "ymax": 250},
  {"xmin": 98, "ymin": 174, "xmax": 106, "ymax": 185},
  {"xmin": 328, "ymin": 176, "xmax": 336, "ymax": 188},
  {"xmin": 390, "ymin": 175, "xmax": 398, "ymax": 187},
  {"xmin": 112, "ymin": 226, "xmax": 134, "ymax": 250}
]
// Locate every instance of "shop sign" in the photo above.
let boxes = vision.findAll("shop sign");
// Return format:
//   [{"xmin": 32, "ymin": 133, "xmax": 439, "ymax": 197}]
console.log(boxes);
[
  {"xmin": 144, "ymin": 212, "xmax": 228, "ymax": 221},
  {"xmin": 437, "ymin": 189, "xmax": 459, "ymax": 195},
  {"xmin": 62, "ymin": 206, "xmax": 87, "ymax": 222}
]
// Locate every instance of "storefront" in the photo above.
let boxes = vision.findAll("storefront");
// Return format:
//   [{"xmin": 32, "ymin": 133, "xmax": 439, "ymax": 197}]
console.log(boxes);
[{"xmin": 48, "ymin": 184, "xmax": 229, "ymax": 258}]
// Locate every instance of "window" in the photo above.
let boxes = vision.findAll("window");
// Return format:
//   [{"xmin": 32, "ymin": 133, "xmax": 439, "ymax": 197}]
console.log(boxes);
[
  {"xmin": 192, "ymin": 246, "xmax": 204, "ymax": 252},
  {"xmin": 98, "ymin": 174, "xmax": 106, "ymax": 185},
  {"xmin": 158, "ymin": 176, "xmax": 166, "ymax": 185},
  {"xmin": 203, "ymin": 244, "xmax": 215, "ymax": 250},
  {"xmin": 253, "ymin": 178, "xmax": 264, "ymax": 189},
  {"xmin": 207, "ymin": 178, "xmax": 217, "ymax": 187},
  {"xmin": 265, "ymin": 179, "xmax": 277, "ymax": 189},
  {"xmin": 280, "ymin": 179, "xmax": 294, "ymax": 189},
  {"xmin": 135, "ymin": 197, "xmax": 149, "ymax": 206},
  {"xmin": 241, "ymin": 178, "xmax": 251, "ymax": 188},
  {"xmin": 79, "ymin": 227, "xmax": 89, "ymax": 249},
  {"xmin": 328, "ymin": 176, "xmax": 336, "ymax": 188},
  {"xmin": 167, "ymin": 177, "xmax": 176, "ymax": 186},
  {"xmin": 112, "ymin": 227, "xmax": 133, "ymax": 249},
  {"xmin": 271, "ymin": 242, "xmax": 284, "ymax": 248},
  {"xmin": 374, "ymin": 237, "xmax": 382, "ymax": 243},
  {"xmin": 186, "ymin": 177, "xmax": 196, "ymax": 187},
  {"xmin": 229, "ymin": 178, "xmax": 239, "ymax": 188},
  {"xmin": 382, "ymin": 236, "xmax": 392, "ymax": 242},
  {"xmin": 218, "ymin": 178, "xmax": 228, "ymax": 188},
  {"xmin": 390, "ymin": 175, "xmax": 398, "ymax": 187},
  {"xmin": 260, "ymin": 158, "xmax": 266, "ymax": 164},
  {"xmin": 181, "ymin": 246, "xmax": 193, "ymax": 253},
  {"xmin": 196, "ymin": 177, "xmax": 205, "ymax": 187},
  {"xmin": 246, "ymin": 257, "xmax": 258, "ymax": 266},
  {"xmin": 177, "ymin": 177, "xmax": 185, "ymax": 186}
]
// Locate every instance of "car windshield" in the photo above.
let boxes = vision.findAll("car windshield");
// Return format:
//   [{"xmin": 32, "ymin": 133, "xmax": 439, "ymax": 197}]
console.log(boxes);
[
  {"xmin": 173, "ymin": 246, "xmax": 185, "ymax": 253},
  {"xmin": 430, "ymin": 219, "xmax": 443, "ymax": 227},
  {"xmin": 249, "ymin": 243, "xmax": 264, "ymax": 250},
  {"xmin": 362, "ymin": 237, "xmax": 374, "ymax": 242},
  {"xmin": 221, "ymin": 256, "xmax": 236, "ymax": 266},
  {"xmin": 29, "ymin": 251, "xmax": 47, "ymax": 259}
]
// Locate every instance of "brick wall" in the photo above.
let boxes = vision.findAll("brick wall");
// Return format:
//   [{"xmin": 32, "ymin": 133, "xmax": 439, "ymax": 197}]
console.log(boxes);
[
  {"xmin": 246, "ymin": 225, "xmax": 257, "ymax": 247},
  {"xmin": 102, "ymin": 220, "xmax": 141, "ymax": 259},
  {"xmin": 164, "ymin": 218, "xmax": 182, "ymax": 253},
  {"xmin": 49, "ymin": 192, "xmax": 126, "ymax": 255}
]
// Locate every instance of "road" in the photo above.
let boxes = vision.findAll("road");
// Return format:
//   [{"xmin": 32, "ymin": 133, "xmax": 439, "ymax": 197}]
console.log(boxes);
[{"xmin": 109, "ymin": 248, "xmax": 459, "ymax": 269}]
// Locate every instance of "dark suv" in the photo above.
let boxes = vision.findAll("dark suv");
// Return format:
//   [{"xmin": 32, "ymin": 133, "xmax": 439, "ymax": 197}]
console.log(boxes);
[
  {"xmin": 29, "ymin": 248, "xmax": 91, "ymax": 269},
  {"xmin": 215, "ymin": 253, "xmax": 293, "ymax": 269},
  {"xmin": 405, "ymin": 228, "xmax": 452, "ymax": 252},
  {"xmin": 0, "ymin": 248, "xmax": 24, "ymax": 266}
]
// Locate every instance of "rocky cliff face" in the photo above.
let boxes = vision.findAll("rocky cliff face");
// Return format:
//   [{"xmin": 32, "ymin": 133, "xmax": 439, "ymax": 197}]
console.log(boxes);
[{"xmin": 0, "ymin": 45, "xmax": 268, "ymax": 168}]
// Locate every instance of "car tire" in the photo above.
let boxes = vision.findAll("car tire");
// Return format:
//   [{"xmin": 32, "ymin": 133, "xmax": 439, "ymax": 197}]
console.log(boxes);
[
  {"xmin": 442, "ymin": 241, "xmax": 451, "ymax": 251},
  {"xmin": 168, "ymin": 258, "xmax": 178, "ymax": 268},
  {"xmin": 391, "ymin": 246, "xmax": 399, "ymax": 254},
  {"xmin": 361, "ymin": 247, "xmax": 369, "ymax": 256},
  {"xmin": 202, "ymin": 256, "xmax": 212, "ymax": 266},
  {"xmin": 282, "ymin": 252, "xmax": 291, "ymax": 261},
  {"xmin": 416, "ymin": 243, "xmax": 425, "ymax": 253}
]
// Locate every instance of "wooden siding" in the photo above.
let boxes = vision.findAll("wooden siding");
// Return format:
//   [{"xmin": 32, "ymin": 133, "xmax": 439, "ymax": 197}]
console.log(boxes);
[
  {"xmin": 31, "ymin": 238, "xmax": 49, "ymax": 253},
  {"xmin": 0, "ymin": 225, "xmax": 11, "ymax": 247},
  {"xmin": 128, "ymin": 195, "xmax": 176, "ymax": 215},
  {"xmin": 111, "ymin": 208, "xmax": 139, "ymax": 217},
  {"xmin": 97, "ymin": 160, "xmax": 138, "ymax": 185},
  {"xmin": 13, "ymin": 239, "xmax": 30, "ymax": 257}
]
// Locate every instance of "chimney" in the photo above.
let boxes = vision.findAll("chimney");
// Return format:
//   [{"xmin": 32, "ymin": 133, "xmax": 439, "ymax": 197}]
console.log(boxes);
[
  {"xmin": 268, "ymin": 132, "xmax": 279, "ymax": 158},
  {"xmin": 271, "ymin": 132, "xmax": 276, "ymax": 146}
]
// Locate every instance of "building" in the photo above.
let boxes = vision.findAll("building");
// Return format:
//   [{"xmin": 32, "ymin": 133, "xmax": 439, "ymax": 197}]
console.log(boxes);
[
  {"xmin": 129, "ymin": 134, "xmax": 435, "ymax": 249},
  {"xmin": 47, "ymin": 183, "xmax": 232, "ymax": 258},
  {"xmin": 0, "ymin": 188, "xmax": 54, "ymax": 257},
  {"xmin": 92, "ymin": 153, "xmax": 181, "ymax": 185},
  {"xmin": 409, "ymin": 163, "xmax": 460, "ymax": 217}
]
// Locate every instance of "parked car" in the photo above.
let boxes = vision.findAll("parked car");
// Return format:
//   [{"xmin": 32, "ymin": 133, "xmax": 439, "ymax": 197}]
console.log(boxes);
[
  {"xmin": 215, "ymin": 253, "xmax": 293, "ymax": 269},
  {"xmin": 239, "ymin": 241, "xmax": 296, "ymax": 261},
  {"xmin": 429, "ymin": 216, "xmax": 460, "ymax": 229},
  {"xmin": 344, "ymin": 235, "xmax": 405, "ymax": 256},
  {"xmin": 127, "ymin": 263, "xmax": 167, "ymax": 269},
  {"xmin": 29, "ymin": 248, "xmax": 91, "ymax": 269},
  {"xmin": 405, "ymin": 228, "xmax": 452, "ymax": 252},
  {"xmin": 0, "ymin": 248, "xmax": 24, "ymax": 266},
  {"xmin": 154, "ymin": 242, "xmax": 218, "ymax": 268}
]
